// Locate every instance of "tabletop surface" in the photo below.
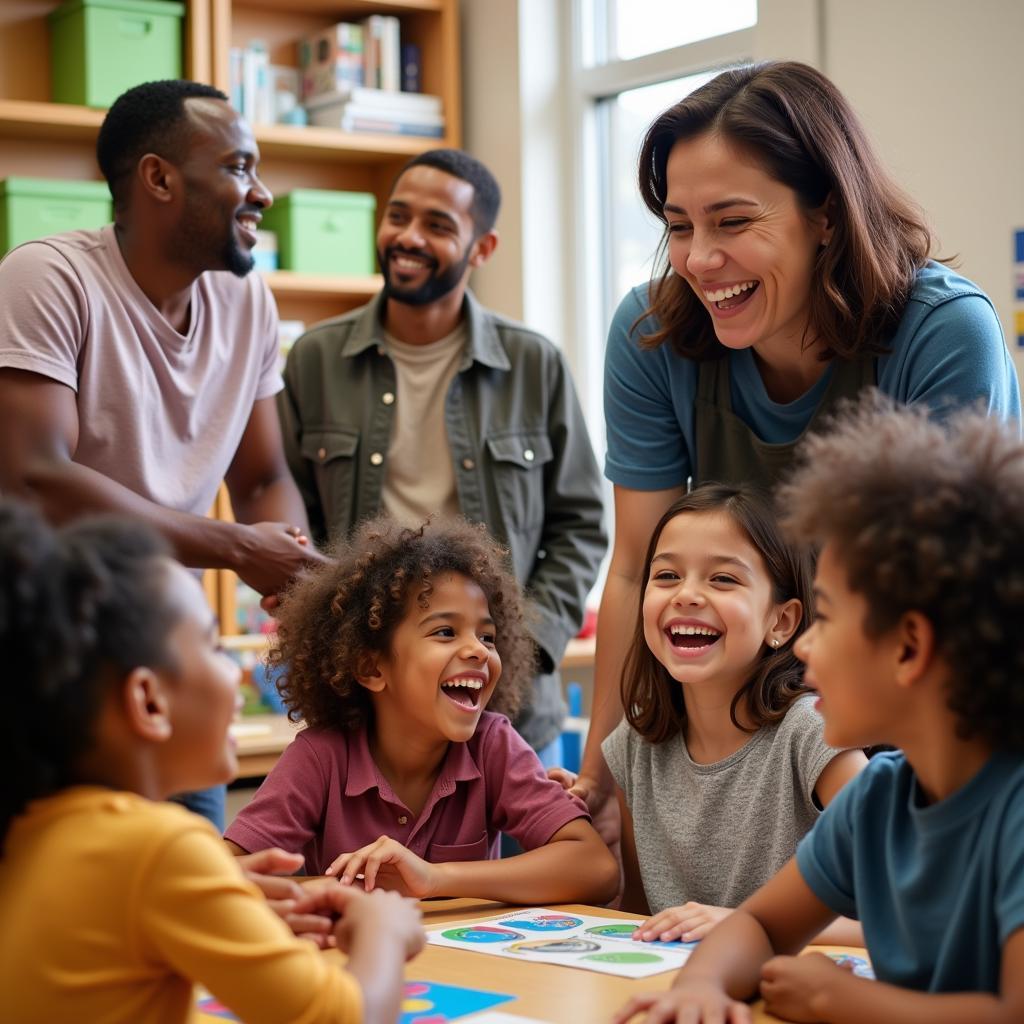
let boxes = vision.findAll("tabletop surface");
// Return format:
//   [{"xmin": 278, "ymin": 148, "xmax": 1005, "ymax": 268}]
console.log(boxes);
[{"xmin": 197, "ymin": 897, "xmax": 866, "ymax": 1023}]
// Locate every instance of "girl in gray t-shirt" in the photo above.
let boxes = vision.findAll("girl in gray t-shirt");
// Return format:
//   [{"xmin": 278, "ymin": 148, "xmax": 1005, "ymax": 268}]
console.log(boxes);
[{"xmin": 602, "ymin": 485, "xmax": 865, "ymax": 944}]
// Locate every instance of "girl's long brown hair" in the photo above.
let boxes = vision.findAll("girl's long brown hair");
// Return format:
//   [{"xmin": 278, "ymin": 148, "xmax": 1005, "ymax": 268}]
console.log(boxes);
[{"xmin": 623, "ymin": 484, "xmax": 813, "ymax": 744}]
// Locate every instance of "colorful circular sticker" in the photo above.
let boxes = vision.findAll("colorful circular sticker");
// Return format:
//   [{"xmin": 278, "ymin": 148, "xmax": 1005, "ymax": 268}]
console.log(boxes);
[
  {"xmin": 827, "ymin": 953, "xmax": 875, "ymax": 979},
  {"xmin": 507, "ymin": 938, "xmax": 601, "ymax": 954},
  {"xmin": 584, "ymin": 924, "xmax": 694, "ymax": 949},
  {"xmin": 586, "ymin": 923, "xmax": 637, "ymax": 940},
  {"xmin": 512, "ymin": 913, "xmax": 583, "ymax": 931},
  {"xmin": 583, "ymin": 950, "xmax": 664, "ymax": 964},
  {"xmin": 442, "ymin": 925, "xmax": 525, "ymax": 943}
]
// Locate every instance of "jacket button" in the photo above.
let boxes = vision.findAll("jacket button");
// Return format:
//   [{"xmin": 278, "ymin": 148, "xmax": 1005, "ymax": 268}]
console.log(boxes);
[
  {"xmin": 370, "ymin": 452, "xmax": 384, "ymax": 466},
  {"xmin": 398, "ymin": 815, "xmax": 408, "ymax": 825},
  {"xmin": 523, "ymin": 448, "xmax": 535, "ymax": 461},
  {"xmin": 382, "ymin": 392, "xmax": 395, "ymax": 405},
  {"xmin": 317, "ymin": 447, "xmax": 327, "ymax": 460},
  {"xmin": 462, "ymin": 457, "xmax": 475, "ymax": 470}
]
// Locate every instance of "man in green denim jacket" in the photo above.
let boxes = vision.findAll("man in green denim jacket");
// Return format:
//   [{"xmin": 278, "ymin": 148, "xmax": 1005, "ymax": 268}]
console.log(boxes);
[{"xmin": 277, "ymin": 150, "xmax": 606, "ymax": 758}]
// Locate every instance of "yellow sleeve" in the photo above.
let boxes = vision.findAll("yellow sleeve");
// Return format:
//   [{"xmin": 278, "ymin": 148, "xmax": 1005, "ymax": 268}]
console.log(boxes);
[{"xmin": 134, "ymin": 822, "xmax": 362, "ymax": 1024}]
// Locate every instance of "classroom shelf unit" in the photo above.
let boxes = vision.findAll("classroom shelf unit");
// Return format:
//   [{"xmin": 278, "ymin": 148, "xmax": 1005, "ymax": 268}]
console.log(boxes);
[{"xmin": 0, "ymin": 0, "xmax": 461, "ymax": 632}]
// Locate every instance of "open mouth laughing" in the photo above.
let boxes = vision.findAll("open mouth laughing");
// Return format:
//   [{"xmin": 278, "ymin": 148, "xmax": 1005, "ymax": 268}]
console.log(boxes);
[
  {"xmin": 702, "ymin": 279, "xmax": 759, "ymax": 312},
  {"xmin": 666, "ymin": 623, "xmax": 722, "ymax": 653},
  {"xmin": 440, "ymin": 675, "xmax": 486, "ymax": 712}
]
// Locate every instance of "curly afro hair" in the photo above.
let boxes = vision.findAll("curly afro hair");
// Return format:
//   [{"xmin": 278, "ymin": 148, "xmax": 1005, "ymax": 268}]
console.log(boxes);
[
  {"xmin": 270, "ymin": 516, "xmax": 536, "ymax": 733},
  {"xmin": 778, "ymin": 392, "xmax": 1024, "ymax": 753}
]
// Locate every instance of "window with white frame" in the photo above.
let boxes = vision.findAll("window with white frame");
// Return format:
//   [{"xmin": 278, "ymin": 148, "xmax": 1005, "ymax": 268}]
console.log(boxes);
[{"xmin": 569, "ymin": 1, "xmax": 757, "ymax": 446}]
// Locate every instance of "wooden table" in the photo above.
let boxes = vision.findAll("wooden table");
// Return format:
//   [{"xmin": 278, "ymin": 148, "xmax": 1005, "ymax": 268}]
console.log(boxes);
[{"xmin": 197, "ymin": 898, "xmax": 865, "ymax": 1023}]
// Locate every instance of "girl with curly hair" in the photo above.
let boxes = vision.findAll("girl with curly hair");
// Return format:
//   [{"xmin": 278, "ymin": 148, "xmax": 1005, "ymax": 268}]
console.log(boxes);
[
  {"xmin": 601, "ymin": 484, "xmax": 864, "ymax": 944},
  {"xmin": 225, "ymin": 515, "xmax": 617, "ymax": 905}
]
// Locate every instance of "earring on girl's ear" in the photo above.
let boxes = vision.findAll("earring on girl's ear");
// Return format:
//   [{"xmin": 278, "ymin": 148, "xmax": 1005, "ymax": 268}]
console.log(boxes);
[{"xmin": 771, "ymin": 638, "xmax": 780, "ymax": 648}]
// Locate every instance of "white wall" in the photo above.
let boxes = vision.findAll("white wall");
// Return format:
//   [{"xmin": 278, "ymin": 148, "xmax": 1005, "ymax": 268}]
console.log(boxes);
[
  {"xmin": 821, "ymin": 0, "xmax": 1024, "ymax": 374},
  {"xmin": 461, "ymin": 0, "xmax": 1024, "ymax": 381}
]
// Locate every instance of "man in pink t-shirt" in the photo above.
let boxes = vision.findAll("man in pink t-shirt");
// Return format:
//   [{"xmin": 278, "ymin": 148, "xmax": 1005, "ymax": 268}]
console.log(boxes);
[{"xmin": 0, "ymin": 80, "xmax": 327, "ymax": 826}]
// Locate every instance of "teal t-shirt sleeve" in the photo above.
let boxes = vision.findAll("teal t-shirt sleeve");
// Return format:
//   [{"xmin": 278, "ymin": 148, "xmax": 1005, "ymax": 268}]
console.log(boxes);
[
  {"xmin": 603, "ymin": 286, "xmax": 695, "ymax": 490},
  {"xmin": 997, "ymin": 783, "xmax": 1024, "ymax": 945},
  {"xmin": 880, "ymin": 282, "xmax": 1022, "ymax": 424},
  {"xmin": 795, "ymin": 764, "xmax": 863, "ymax": 919}
]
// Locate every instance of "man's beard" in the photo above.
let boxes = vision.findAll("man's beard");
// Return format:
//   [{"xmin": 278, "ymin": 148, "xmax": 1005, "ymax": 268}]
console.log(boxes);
[
  {"xmin": 175, "ymin": 195, "xmax": 255, "ymax": 278},
  {"xmin": 221, "ymin": 233, "xmax": 255, "ymax": 278},
  {"xmin": 379, "ymin": 244, "xmax": 469, "ymax": 306}
]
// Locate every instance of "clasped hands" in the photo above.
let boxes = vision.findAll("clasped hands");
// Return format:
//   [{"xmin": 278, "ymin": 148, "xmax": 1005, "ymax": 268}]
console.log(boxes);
[{"xmin": 236, "ymin": 847, "xmax": 424, "ymax": 953}]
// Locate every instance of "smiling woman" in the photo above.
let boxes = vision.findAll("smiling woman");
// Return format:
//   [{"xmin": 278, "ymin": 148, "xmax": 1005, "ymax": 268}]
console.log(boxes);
[{"xmin": 572, "ymin": 58, "xmax": 1021, "ymax": 834}]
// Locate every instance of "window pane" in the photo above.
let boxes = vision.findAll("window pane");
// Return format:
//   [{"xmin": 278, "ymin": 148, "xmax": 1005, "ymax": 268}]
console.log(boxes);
[
  {"xmin": 601, "ymin": 71, "xmax": 716, "ymax": 314},
  {"xmin": 611, "ymin": 0, "xmax": 756, "ymax": 61}
]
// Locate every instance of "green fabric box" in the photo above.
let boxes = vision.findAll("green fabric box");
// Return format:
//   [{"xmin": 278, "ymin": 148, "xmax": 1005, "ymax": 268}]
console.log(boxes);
[
  {"xmin": 0, "ymin": 177, "xmax": 112, "ymax": 254},
  {"xmin": 262, "ymin": 189, "xmax": 377, "ymax": 275},
  {"xmin": 48, "ymin": 0, "xmax": 185, "ymax": 109}
]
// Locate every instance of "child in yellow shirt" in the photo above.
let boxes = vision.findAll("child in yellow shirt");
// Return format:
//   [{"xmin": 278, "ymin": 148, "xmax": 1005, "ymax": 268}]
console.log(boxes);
[{"xmin": 0, "ymin": 502, "xmax": 424, "ymax": 1024}]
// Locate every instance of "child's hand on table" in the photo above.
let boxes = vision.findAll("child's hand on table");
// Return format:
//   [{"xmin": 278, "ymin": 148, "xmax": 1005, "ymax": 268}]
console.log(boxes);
[
  {"xmin": 636, "ymin": 902, "xmax": 731, "ymax": 942},
  {"xmin": 759, "ymin": 951, "xmax": 855, "ymax": 1022},
  {"xmin": 326, "ymin": 836, "xmax": 438, "ymax": 898},
  {"xmin": 612, "ymin": 979, "xmax": 752, "ymax": 1024}
]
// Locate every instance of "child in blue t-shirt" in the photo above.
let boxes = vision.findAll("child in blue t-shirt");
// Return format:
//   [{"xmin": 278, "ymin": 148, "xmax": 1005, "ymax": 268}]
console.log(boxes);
[{"xmin": 615, "ymin": 396, "xmax": 1024, "ymax": 1024}]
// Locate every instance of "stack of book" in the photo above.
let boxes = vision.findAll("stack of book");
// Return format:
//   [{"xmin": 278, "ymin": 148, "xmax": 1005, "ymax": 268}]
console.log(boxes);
[
  {"xmin": 299, "ymin": 16, "xmax": 417, "ymax": 100},
  {"xmin": 306, "ymin": 86, "xmax": 444, "ymax": 139}
]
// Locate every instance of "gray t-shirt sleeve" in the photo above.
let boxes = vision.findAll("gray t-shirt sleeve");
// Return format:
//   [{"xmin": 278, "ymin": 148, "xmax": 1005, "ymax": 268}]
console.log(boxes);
[{"xmin": 780, "ymin": 695, "xmax": 843, "ymax": 806}]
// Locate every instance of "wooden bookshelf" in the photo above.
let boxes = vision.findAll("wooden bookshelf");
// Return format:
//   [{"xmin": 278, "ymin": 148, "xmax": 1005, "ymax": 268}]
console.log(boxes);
[{"xmin": 0, "ymin": 0, "xmax": 461, "ymax": 632}]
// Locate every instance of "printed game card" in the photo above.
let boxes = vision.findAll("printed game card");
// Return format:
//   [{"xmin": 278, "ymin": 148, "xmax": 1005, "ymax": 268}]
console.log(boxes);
[
  {"xmin": 197, "ymin": 980, "xmax": 514, "ymax": 1023},
  {"xmin": 427, "ymin": 909, "xmax": 697, "ymax": 978}
]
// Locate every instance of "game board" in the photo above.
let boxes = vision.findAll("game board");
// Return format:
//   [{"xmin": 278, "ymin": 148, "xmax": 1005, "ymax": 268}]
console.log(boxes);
[
  {"xmin": 427, "ymin": 909, "xmax": 697, "ymax": 979},
  {"xmin": 197, "ymin": 979, "xmax": 514, "ymax": 1023}
]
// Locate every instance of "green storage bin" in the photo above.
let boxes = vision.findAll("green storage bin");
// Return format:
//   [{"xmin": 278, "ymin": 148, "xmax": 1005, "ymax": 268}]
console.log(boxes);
[
  {"xmin": 48, "ymin": 0, "xmax": 185, "ymax": 109},
  {"xmin": 0, "ymin": 177, "xmax": 112, "ymax": 254},
  {"xmin": 262, "ymin": 189, "xmax": 376, "ymax": 275}
]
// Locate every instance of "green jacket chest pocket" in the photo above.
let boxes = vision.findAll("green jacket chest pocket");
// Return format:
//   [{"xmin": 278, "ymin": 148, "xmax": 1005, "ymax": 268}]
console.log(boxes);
[
  {"xmin": 301, "ymin": 429, "xmax": 360, "ymax": 539},
  {"xmin": 485, "ymin": 432, "xmax": 553, "ymax": 534}
]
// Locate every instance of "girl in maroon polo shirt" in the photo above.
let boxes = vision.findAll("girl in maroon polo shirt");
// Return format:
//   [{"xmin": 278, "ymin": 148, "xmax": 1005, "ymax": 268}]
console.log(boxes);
[{"xmin": 225, "ymin": 516, "xmax": 618, "ymax": 905}]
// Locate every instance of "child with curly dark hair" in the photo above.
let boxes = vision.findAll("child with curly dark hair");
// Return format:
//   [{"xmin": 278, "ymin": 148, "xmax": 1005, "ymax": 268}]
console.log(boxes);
[
  {"xmin": 225, "ymin": 515, "xmax": 618, "ymax": 905},
  {"xmin": 0, "ymin": 502, "xmax": 424, "ymax": 1024},
  {"xmin": 616, "ymin": 396, "xmax": 1024, "ymax": 1024}
]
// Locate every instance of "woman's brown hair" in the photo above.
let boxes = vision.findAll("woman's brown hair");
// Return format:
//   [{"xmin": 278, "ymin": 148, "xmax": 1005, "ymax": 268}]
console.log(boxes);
[
  {"xmin": 270, "ymin": 516, "xmax": 536, "ymax": 733},
  {"xmin": 636, "ymin": 60, "xmax": 933, "ymax": 360},
  {"xmin": 623, "ymin": 484, "xmax": 813, "ymax": 744}
]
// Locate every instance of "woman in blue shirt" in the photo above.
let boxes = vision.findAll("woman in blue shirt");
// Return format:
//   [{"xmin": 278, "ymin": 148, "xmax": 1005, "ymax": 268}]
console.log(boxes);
[{"xmin": 572, "ymin": 60, "xmax": 1020, "ymax": 826}]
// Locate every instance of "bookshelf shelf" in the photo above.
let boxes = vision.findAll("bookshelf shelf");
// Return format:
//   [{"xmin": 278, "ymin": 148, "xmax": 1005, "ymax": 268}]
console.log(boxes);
[
  {"xmin": 0, "ymin": 99, "xmax": 104, "ymax": 142},
  {"xmin": 261, "ymin": 269, "xmax": 383, "ymax": 299},
  {"xmin": 236, "ymin": 0, "xmax": 443, "ymax": 13},
  {"xmin": 255, "ymin": 122, "xmax": 445, "ymax": 161}
]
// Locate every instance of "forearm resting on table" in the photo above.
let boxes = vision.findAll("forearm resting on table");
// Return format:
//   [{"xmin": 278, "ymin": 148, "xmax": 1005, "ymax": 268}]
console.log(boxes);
[
  {"xmin": 432, "ymin": 823, "xmax": 619, "ymax": 905},
  {"xmin": 808, "ymin": 974, "xmax": 1017, "ymax": 1024},
  {"xmin": 672, "ymin": 908, "xmax": 776, "ymax": 1000}
]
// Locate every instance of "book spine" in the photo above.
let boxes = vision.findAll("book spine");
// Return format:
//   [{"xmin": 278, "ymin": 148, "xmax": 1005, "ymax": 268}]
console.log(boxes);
[
  {"xmin": 401, "ymin": 44, "xmax": 421, "ymax": 93},
  {"xmin": 379, "ymin": 16, "xmax": 401, "ymax": 92}
]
